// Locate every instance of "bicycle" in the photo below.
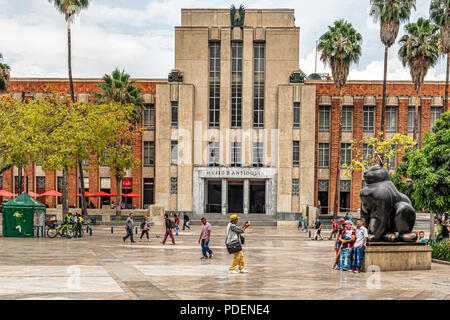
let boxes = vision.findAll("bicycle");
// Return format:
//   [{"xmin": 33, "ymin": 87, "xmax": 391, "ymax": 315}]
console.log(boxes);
[{"xmin": 47, "ymin": 222, "xmax": 76, "ymax": 238}]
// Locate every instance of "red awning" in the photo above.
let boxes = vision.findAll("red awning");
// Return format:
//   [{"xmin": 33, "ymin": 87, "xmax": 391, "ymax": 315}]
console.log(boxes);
[
  {"xmin": 92, "ymin": 191, "xmax": 110, "ymax": 197},
  {"xmin": 76, "ymin": 191, "xmax": 95, "ymax": 197},
  {"xmin": 0, "ymin": 190, "xmax": 17, "ymax": 197},
  {"xmin": 108, "ymin": 192, "xmax": 127, "ymax": 197},
  {"xmin": 38, "ymin": 190, "xmax": 62, "ymax": 197},
  {"xmin": 121, "ymin": 192, "xmax": 142, "ymax": 198},
  {"xmin": 22, "ymin": 191, "xmax": 40, "ymax": 198}
]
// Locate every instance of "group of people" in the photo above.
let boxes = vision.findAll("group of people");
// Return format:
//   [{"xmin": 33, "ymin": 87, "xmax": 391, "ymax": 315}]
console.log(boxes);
[
  {"xmin": 63, "ymin": 211, "xmax": 91, "ymax": 237},
  {"xmin": 122, "ymin": 212, "xmax": 250, "ymax": 273},
  {"xmin": 435, "ymin": 219, "xmax": 450, "ymax": 242}
]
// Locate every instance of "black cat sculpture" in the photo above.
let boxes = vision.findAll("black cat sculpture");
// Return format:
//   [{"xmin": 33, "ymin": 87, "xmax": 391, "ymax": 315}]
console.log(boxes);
[{"xmin": 360, "ymin": 165, "xmax": 417, "ymax": 242}]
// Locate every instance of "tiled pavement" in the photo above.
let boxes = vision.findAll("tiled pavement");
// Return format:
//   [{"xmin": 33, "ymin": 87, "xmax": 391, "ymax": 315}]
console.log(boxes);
[{"xmin": 0, "ymin": 225, "xmax": 448, "ymax": 300}]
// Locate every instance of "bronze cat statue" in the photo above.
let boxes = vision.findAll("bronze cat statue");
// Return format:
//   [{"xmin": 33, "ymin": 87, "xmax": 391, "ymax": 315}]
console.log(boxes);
[{"xmin": 360, "ymin": 165, "xmax": 417, "ymax": 242}]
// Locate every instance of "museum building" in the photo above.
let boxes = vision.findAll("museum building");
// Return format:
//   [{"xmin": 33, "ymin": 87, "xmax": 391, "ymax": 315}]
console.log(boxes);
[{"xmin": 0, "ymin": 8, "xmax": 447, "ymax": 217}]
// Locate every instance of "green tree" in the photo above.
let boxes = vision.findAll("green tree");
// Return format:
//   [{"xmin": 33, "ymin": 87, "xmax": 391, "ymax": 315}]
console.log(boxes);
[
  {"xmin": 0, "ymin": 53, "xmax": 10, "ymax": 91},
  {"xmin": 370, "ymin": 0, "xmax": 416, "ymax": 136},
  {"xmin": 318, "ymin": 19, "xmax": 363, "ymax": 218},
  {"xmin": 430, "ymin": 0, "xmax": 450, "ymax": 112},
  {"xmin": 398, "ymin": 18, "xmax": 441, "ymax": 145},
  {"xmin": 392, "ymin": 111, "xmax": 450, "ymax": 239}
]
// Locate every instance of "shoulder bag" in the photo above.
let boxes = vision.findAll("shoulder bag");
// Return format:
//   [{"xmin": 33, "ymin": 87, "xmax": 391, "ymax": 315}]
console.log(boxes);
[{"xmin": 226, "ymin": 224, "xmax": 242, "ymax": 254}]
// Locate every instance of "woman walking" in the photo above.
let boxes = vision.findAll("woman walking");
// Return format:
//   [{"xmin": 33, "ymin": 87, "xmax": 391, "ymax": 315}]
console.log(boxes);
[{"xmin": 139, "ymin": 216, "xmax": 151, "ymax": 242}]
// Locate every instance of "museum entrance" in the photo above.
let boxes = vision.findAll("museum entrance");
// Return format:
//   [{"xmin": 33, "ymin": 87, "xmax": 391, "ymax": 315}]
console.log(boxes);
[
  {"xmin": 250, "ymin": 181, "xmax": 265, "ymax": 213},
  {"xmin": 228, "ymin": 181, "xmax": 243, "ymax": 213},
  {"xmin": 206, "ymin": 181, "xmax": 221, "ymax": 213}
]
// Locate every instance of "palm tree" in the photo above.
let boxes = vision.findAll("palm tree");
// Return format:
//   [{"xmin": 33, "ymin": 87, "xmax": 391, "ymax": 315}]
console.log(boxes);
[
  {"xmin": 93, "ymin": 68, "xmax": 144, "ymax": 215},
  {"xmin": 0, "ymin": 53, "xmax": 10, "ymax": 91},
  {"xmin": 430, "ymin": 0, "xmax": 450, "ymax": 112},
  {"xmin": 49, "ymin": 1, "xmax": 89, "ymax": 216},
  {"xmin": 399, "ymin": 18, "xmax": 441, "ymax": 145},
  {"xmin": 318, "ymin": 20, "xmax": 363, "ymax": 219},
  {"xmin": 370, "ymin": 0, "xmax": 416, "ymax": 137}
]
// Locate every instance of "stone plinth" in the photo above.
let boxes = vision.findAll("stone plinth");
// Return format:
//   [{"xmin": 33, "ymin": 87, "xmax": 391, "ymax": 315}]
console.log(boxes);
[
  {"xmin": 362, "ymin": 242, "xmax": 432, "ymax": 272},
  {"xmin": 149, "ymin": 204, "xmax": 165, "ymax": 226}
]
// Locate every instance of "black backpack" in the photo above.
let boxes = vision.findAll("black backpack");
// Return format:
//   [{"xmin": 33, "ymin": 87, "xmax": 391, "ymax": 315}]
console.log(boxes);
[{"xmin": 442, "ymin": 225, "xmax": 449, "ymax": 238}]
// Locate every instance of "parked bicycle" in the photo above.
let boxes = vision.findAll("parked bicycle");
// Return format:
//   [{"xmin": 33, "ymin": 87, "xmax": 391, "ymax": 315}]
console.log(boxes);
[{"xmin": 47, "ymin": 222, "xmax": 76, "ymax": 238}]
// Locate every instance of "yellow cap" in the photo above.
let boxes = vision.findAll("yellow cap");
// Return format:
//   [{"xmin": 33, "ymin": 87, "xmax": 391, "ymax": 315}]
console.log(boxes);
[{"xmin": 230, "ymin": 214, "xmax": 240, "ymax": 221}]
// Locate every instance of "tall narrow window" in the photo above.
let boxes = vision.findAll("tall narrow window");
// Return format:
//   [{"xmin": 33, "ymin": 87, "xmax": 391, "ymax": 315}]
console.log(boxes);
[
  {"xmin": 143, "ymin": 141, "xmax": 154, "ymax": 166},
  {"xmin": 340, "ymin": 143, "xmax": 351, "ymax": 167},
  {"xmin": 209, "ymin": 42, "xmax": 220, "ymax": 128},
  {"xmin": 293, "ymin": 141, "xmax": 300, "ymax": 166},
  {"xmin": 253, "ymin": 42, "xmax": 265, "ymax": 128},
  {"xmin": 342, "ymin": 106, "xmax": 353, "ymax": 132},
  {"xmin": 408, "ymin": 106, "xmax": 420, "ymax": 133},
  {"xmin": 252, "ymin": 142, "xmax": 264, "ymax": 167},
  {"xmin": 170, "ymin": 177, "xmax": 178, "ymax": 194},
  {"xmin": 362, "ymin": 143, "xmax": 374, "ymax": 160},
  {"xmin": 171, "ymin": 140, "xmax": 178, "ymax": 165},
  {"xmin": 293, "ymin": 102, "xmax": 301, "ymax": 128},
  {"xmin": 231, "ymin": 142, "xmax": 241, "ymax": 167},
  {"xmin": 385, "ymin": 106, "xmax": 398, "ymax": 132},
  {"xmin": 292, "ymin": 179, "xmax": 299, "ymax": 196},
  {"xmin": 430, "ymin": 107, "xmax": 442, "ymax": 130},
  {"xmin": 318, "ymin": 106, "xmax": 330, "ymax": 131},
  {"xmin": 231, "ymin": 42, "xmax": 243, "ymax": 128},
  {"xmin": 143, "ymin": 103, "xmax": 155, "ymax": 127},
  {"xmin": 318, "ymin": 143, "xmax": 330, "ymax": 168},
  {"xmin": 171, "ymin": 101, "xmax": 178, "ymax": 127},
  {"xmin": 36, "ymin": 176, "xmax": 46, "ymax": 195},
  {"xmin": 208, "ymin": 142, "xmax": 220, "ymax": 167},
  {"xmin": 363, "ymin": 106, "xmax": 375, "ymax": 132}
]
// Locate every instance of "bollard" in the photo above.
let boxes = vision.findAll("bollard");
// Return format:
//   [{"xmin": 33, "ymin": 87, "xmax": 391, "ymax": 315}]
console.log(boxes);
[
  {"xmin": 135, "ymin": 227, "xmax": 138, "ymax": 234},
  {"xmin": 89, "ymin": 228, "xmax": 92, "ymax": 236},
  {"xmin": 111, "ymin": 226, "xmax": 114, "ymax": 234}
]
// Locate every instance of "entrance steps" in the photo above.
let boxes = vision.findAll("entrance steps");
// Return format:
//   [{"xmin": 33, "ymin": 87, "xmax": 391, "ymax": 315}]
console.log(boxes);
[{"xmin": 188, "ymin": 214, "xmax": 277, "ymax": 226}]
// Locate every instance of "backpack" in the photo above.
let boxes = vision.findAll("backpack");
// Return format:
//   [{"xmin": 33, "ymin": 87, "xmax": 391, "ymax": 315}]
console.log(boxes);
[{"xmin": 170, "ymin": 219, "xmax": 176, "ymax": 229}]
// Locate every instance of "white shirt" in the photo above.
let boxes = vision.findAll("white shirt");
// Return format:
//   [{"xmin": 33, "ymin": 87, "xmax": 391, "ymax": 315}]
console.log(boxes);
[{"xmin": 355, "ymin": 225, "xmax": 368, "ymax": 248}]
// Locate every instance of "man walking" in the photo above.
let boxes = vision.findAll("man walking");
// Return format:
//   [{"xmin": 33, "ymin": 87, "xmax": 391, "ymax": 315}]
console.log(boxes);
[
  {"xmin": 174, "ymin": 214, "xmax": 180, "ymax": 236},
  {"xmin": 301, "ymin": 217, "xmax": 309, "ymax": 233},
  {"xmin": 226, "ymin": 214, "xmax": 250, "ymax": 274},
  {"xmin": 298, "ymin": 216, "xmax": 303, "ymax": 230},
  {"xmin": 351, "ymin": 218, "xmax": 368, "ymax": 273},
  {"xmin": 123, "ymin": 213, "xmax": 135, "ymax": 243},
  {"xmin": 182, "ymin": 212, "xmax": 191, "ymax": 231},
  {"xmin": 329, "ymin": 219, "xmax": 338, "ymax": 240},
  {"xmin": 313, "ymin": 217, "xmax": 323, "ymax": 240},
  {"xmin": 198, "ymin": 217, "xmax": 213, "ymax": 259},
  {"xmin": 161, "ymin": 213, "xmax": 175, "ymax": 245}
]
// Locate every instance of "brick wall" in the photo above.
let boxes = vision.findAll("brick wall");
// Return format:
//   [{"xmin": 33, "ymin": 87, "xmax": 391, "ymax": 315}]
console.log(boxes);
[{"xmin": 45, "ymin": 171, "xmax": 56, "ymax": 208}]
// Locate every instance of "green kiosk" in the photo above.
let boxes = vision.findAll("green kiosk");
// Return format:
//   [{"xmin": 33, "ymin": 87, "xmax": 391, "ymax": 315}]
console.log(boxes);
[{"xmin": 2, "ymin": 193, "xmax": 46, "ymax": 237}]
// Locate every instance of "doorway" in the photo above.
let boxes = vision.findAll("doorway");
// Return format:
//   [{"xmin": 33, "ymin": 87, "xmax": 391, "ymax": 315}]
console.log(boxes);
[
  {"xmin": 339, "ymin": 192, "xmax": 350, "ymax": 213},
  {"xmin": 228, "ymin": 182, "xmax": 243, "ymax": 213},
  {"xmin": 318, "ymin": 191, "xmax": 328, "ymax": 214},
  {"xmin": 207, "ymin": 181, "xmax": 221, "ymax": 213},
  {"xmin": 250, "ymin": 181, "xmax": 265, "ymax": 213}
]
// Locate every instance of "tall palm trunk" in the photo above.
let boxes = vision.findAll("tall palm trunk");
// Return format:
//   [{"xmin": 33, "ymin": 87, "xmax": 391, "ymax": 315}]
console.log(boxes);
[
  {"xmin": 62, "ymin": 167, "xmax": 69, "ymax": 216},
  {"xmin": 115, "ymin": 175, "xmax": 122, "ymax": 216},
  {"xmin": 445, "ymin": 53, "xmax": 449, "ymax": 112},
  {"xmin": 67, "ymin": 21, "xmax": 75, "ymax": 103},
  {"xmin": 380, "ymin": 44, "xmax": 389, "ymax": 138},
  {"xmin": 413, "ymin": 91, "xmax": 420, "ymax": 146},
  {"xmin": 78, "ymin": 161, "xmax": 87, "ymax": 216},
  {"xmin": 333, "ymin": 88, "xmax": 343, "ymax": 219}
]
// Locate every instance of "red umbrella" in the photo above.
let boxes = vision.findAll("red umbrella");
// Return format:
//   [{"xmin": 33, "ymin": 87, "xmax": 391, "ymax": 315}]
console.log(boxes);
[
  {"xmin": 38, "ymin": 190, "xmax": 62, "ymax": 197},
  {"xmin": 22, "ymin": 191, "xmax": 40, "ymax": 198},
  {"xmin": 92, "ymin": 191, "xmax": 110, "ymax": 197},
  {"xmin": 108, "ymin": 192, "xmax": 127, "ymax": 197},
  {"xmin": 0, "ymin": 190, "xmax": 17, "ymax": 197},
  {"xmin": 121, "ymin": 192, "xmax": 142, "ymax": 198},
  {"xmin": 76, "ymin": 191, "xmax": 95, "ymax": 197}
]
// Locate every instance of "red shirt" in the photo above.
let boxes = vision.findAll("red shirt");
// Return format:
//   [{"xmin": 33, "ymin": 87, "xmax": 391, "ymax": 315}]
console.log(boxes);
[
  {"xmin": 340, "ymin": 230, "xmax": 356, "ymax": 248},
  {"xmin": 175, "ymin": 216, "xmax": 179, "ymax": 224},
  {"xmin": 332, "ymin": 220, "xmax": 337, "ymax": 230}
]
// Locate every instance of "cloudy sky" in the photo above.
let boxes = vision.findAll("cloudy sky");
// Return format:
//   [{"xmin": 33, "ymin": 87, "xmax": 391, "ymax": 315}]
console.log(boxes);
[{"xmin": 0, "ymin": 0, "xmax": 446, "ymax": 80}]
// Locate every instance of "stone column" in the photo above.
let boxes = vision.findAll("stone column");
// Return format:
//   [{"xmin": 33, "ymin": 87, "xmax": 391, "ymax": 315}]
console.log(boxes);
[
  {"xmin": 265, "ymin": 179, "xmax": 271, "ymax": 215},
  {"xmin": 243, "ymin": 179, "xmax": 249, "ymax": 214},
  {"xmin": 221, "ymin": 178, "xmax": 228, "ymax": 215},
  {"xmin": 199, "ymin": 178, "xmax": 205, "ymax": 214}
]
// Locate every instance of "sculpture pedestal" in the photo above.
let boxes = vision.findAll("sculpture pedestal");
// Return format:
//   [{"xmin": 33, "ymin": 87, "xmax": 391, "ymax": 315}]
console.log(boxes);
[{"xmin": 361, "ymin": 242, "xmax": 432, "ymax": 272}]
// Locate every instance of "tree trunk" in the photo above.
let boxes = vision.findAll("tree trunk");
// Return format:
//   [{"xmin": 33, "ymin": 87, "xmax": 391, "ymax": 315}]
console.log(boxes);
[
  {"xmin": 17, "ymin": 166, "xmax": 23, "ymax": 195},
  {"xmin": 429, "ymin": 213, "xmax": 435, "ymax": 241},
  {"xmin": 413, "ymin": 91, "xmax": 420, "ymax": 147},
  {"xmin": 333, "ymin": 88, "xmax": 344, "ymax": 219},
  {"xmin": 62, "ymin": 167, "xmax": 69, "ymax": 216},
  {"xmin": 67, "ymin": 22, "xmax": 75, "ymax": 103},
  {"xmin": 445, "ymin": 53, "xmax": 449, "ymax": 112},
  {"xmin": 115, "ymin": 175, "xmax": 122, "ymax": 216},
  {"xmin": 78, "ymin": 161, "xmax": 87, "ymax": 216},
  {"xmin": 380, "ymin": 44, "xmax": 388, "ymax": 139}
]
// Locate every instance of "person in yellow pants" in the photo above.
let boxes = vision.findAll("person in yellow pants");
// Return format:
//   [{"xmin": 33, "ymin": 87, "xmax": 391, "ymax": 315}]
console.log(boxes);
[{"xmin": 226, "ymin": 214, "xmax": 250, "ymax": 273}]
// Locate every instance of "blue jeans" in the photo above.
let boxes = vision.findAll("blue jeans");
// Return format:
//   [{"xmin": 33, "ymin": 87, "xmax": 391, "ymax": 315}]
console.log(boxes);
[
  {"xmin": 351, "ymin": 246, "xmax": 365, "ymax": 270},
  {"xmin": 123, "ymin": 228, "xmax": 134, "ymax": 242},
  {"xmin": 338, "ymin": 247, "xmax": 353, "ymax": 270},
  {"xmin": 183, "ymin": 220, "xmax": 190, "ymax": 230},
  {"xmin": 201, "ymin": 239, "xmax": 213, "ymax": 257},
  {"xmin": 175, "ymin": 224, "xmax": 179, "ymax": 235}
]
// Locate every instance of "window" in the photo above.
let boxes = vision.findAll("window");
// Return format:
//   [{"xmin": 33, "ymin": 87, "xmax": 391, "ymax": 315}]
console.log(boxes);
[
  {"xmin": 253, "ymin": 42, "xmax": 265, "ymax": 128},
  {"xmin": 231, "ymin": 42, "xmax": 243, "ymax": 128},
  {"xmin": 430, "ymin": 107, "xmax": 442, "ymax": 130},
  {"xmin": 318, "ymin": 106, "xmax": 330, "ymax": 131},
  {"xmin": 14, "ymin": 176, "xmax": 24, "ymax": 194},
  {"xmin": 408, "ymin": 107, "xmax": 421, "ymax": 133},
  {"xmin": 318, "ymin": 143, "xmax": 330, "ymax": 168},
  {"xmin": 81, "ymin": 160, "xmax": 89, "ymax": 166},
  {"xmin": 342, "ymin": 106, "xmax": 353, "ymax": 132},
  {"xmin": 340, "ymin": 180, "xmax": 351, "ymax": 192},
  {"xmin": 171, "ymin": 140, "xmax": 178, "ymax": 165},
  {"xmin": 340, "ymin": 143, "xmax": 351, "ymax": 167},
  {"xmin": 143, "ymin": 103, "xmax": 155, "ymax": 127},
  {"xmin": 363, "ymin": 106, "xmax": 375, "ymax": 132},
  {"xmin": 252, "ymin": 142, "xmax": 264, "ymax": 167},
  {"xmin": 208, "ymin": 142, "xmax": 220, "ymax": 167},
  {"xmin": 292, "ymin": 179, "xmax": 299, "ymax": 196},
  {"xmin": 362, "ymin": 144, "xmax": 374, "ymax": 160},
  {"xmin": 318, "ymin": 180, "xmax": 329, "ymax": 192},
  {"xmin": 231, "ymin": 142, "xmax": 241, "ymax": 167},
  {"xmin": 57, "ymin": 177, "xmax": 64, "ymax": 205},
  {"xmin": 143, "ymin": 141, "xmax": 154, "ymax": 166},
  {"xmin": 171, "ymin": 101, "xmax": 178, "ymax": 127},
  {"xmin": 385, "ymin": 106, "xmax": 398, "ymax": 132},
  {"xmin": 209, "ymin": 42, "xmax": 220, "ymax": 128},
  {"xmin": 170, "ymin": 177, "xmax": 177, "ymax": 194},
  {"xmin": 293, "ymin": 141, "xmax": 300, "ymax": 167},
  {"xmin": 293, "ymin": 102, "xmax": 301, "ymax": 129},
  {"xmin": 388, "ymin": 153, "xmax": 397, "ymax": 169}
]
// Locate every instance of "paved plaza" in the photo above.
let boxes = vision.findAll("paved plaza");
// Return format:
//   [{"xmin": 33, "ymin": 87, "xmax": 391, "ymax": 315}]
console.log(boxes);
[{"xmin": 0, "ymin": 225, "xmax": 448, "ymax": 300}]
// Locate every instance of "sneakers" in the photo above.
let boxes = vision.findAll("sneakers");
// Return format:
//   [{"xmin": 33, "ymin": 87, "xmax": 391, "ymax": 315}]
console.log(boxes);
[
  {"xmin": 353, "ymin": 269, "xmax": 360, "ymax": 273},
  {"xmin": 201, "ymin": 256, "xmax": 207, "ymax": 260},
  {"xmin": 228, "ymin": 269, "xmax": 239, "ymax": 274},
  {"xmin": 350, "ymin": 269, "xmax": 356, "ymax": 272},
  {"xmin": 239, "ymin": 269, "xmax": 248, "ymax": 273},
  {"xmin": 209, "ymin": 254, "xmax": 214, "ymax": 259}
]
